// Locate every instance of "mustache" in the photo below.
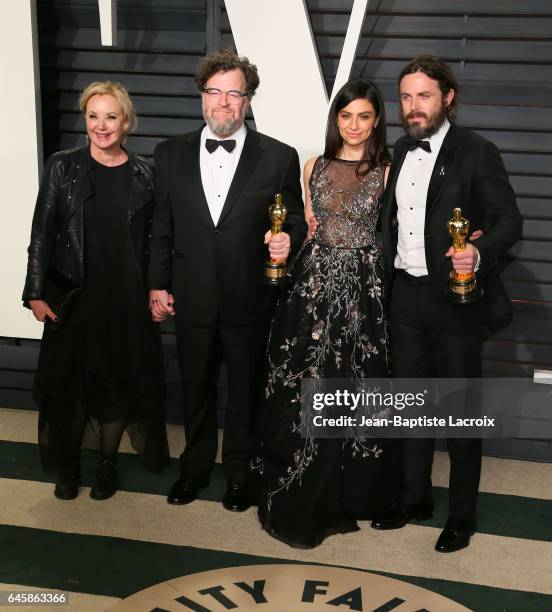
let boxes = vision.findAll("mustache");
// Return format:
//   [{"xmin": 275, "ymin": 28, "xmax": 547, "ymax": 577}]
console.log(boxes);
[{"xmin": 405, "ymin": 112, "xmax": 428, "ymax": 120}]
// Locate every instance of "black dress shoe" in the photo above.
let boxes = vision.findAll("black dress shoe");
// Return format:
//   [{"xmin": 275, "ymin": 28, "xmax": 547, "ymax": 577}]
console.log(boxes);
[
  {"xmin": 223, "ymin": 483, "xmax": 250, "ymax": 512},
  {"xmin": 90, "ymin": 456, "xmax": 118, "ymax": 500},
  {"xmin": 54, "ymin": 466, "xmax": 80, "ymax": 500},
  {"xmin": 167, "ymin": 477, "xmax": 208, "ymax": 505},
  {"xmin": 371, "ymin": 503, "xmax": 433, "ymax": 530},
  {"xmin": 435, "ymin": 518, "xmax": 475, "ymax": 553}
]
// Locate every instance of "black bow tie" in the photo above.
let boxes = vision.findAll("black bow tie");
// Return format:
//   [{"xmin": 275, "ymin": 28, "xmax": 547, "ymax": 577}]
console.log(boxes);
[
  {"xmin": 406, "ymin": 138, "xmax": 431, "ymax": 153},
  {"xmin": 205, "ymin": 138, "xmax": 236, "ymax": 153}
]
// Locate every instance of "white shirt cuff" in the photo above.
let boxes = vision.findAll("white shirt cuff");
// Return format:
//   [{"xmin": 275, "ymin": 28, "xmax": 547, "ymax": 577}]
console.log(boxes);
[{"xmin": 474, "ymin": 247, "xmax": 481, "ymax": 272}]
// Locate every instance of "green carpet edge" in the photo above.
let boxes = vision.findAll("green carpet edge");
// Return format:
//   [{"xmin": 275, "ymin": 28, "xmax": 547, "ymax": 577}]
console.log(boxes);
[{"xmin": 0, "ymin": 440, "xmax": 550, "ymax": 543}]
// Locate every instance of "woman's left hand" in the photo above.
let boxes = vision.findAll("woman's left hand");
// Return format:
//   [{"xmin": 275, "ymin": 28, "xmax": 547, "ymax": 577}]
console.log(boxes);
[
  {"xmin": 307, "ymin": 215, "xmax": 318, "ymax": 240},
  {"xmin": 29, "ymin": 299, "xmax": 58, "ymax": 323}
]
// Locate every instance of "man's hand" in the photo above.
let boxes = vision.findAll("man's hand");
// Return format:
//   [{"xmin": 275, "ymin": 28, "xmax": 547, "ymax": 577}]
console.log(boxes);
[
  {"xmin": 29, "ymin": 299, "xmax": 58, "ymax": 323},
  {"xmin": 149, "ymin": 289, "xmax": 175, "ymax": 322},
  {"xmin": 264, "ymin": 230, "xmax": 291, "ymax": 262},
  {"xmin": 445, "ymin": 242, "xmax": 479, "ymax": 274}
]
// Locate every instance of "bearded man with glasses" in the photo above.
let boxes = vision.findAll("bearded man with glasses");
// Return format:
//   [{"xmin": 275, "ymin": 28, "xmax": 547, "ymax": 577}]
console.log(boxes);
[{"xmin": 148, "ymin": 49, "xmax": 306, "ymax": 512}]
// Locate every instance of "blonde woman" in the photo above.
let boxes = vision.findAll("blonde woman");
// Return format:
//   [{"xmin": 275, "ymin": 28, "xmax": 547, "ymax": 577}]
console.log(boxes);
[{"xmin": 23, "ymin": 81, "xmax": 168, "ymax": 501}]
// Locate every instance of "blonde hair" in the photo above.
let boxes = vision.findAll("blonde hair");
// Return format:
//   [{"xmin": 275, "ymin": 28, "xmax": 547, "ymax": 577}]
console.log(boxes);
[{"xmin": 79, "ymin": 81, "xmax": 137, "ymax": 134}]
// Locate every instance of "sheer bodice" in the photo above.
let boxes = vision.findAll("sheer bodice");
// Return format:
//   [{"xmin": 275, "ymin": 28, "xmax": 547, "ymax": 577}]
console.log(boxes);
[{"xmin": 311, "ymin": 157, "xmax": 384, "ymax": 248}]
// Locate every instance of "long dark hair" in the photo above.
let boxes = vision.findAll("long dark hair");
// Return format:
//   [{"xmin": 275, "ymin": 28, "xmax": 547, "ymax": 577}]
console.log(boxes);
[{"xmin": 324, "ymin": 79, "xmax": 389, "ymax": 177}]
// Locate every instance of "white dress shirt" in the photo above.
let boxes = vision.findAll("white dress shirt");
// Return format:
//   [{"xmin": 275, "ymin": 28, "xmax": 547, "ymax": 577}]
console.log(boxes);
[
  {"xmin": 200, "ymin": 123, "xmax": 247, "ymax": 226},
  {"xmin": 394, "ymin": 118, "xmax": 450, "ymax": 276}
]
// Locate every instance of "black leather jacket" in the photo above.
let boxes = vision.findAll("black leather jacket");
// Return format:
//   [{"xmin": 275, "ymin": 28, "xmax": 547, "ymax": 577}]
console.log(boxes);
[{"xmin": 23, "ymin": 146, "xmax": 154, "ymax": 306}]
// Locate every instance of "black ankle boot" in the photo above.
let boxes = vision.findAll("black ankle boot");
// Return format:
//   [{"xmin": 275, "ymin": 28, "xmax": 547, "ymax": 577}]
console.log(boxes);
[
  {"xmin": 54, "ymin": 465, "xmax": 80, "ymax": 500},
  {"xmin": 90, "ymin": 455, "xmax": 118, "ymax": 500}
]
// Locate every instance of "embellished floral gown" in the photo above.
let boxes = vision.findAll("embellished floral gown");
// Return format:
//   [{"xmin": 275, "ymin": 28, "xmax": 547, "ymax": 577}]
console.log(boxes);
[{"xmin": 255, "ymin": 157, "xmax": 390, "ymax": 548}]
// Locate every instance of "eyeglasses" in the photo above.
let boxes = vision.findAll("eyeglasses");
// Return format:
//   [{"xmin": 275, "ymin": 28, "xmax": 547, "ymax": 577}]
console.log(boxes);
[{"xmin": 201, "ymin": 88, "xmax": 248, "ymax": 101}]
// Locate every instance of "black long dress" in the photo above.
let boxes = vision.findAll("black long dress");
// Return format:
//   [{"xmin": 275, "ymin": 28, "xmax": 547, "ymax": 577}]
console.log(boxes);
[
  {"xmin": 34, "ymin": 159, "xmax": 168, "ymax": 473},
  {"xmin": 255, "ymin": 157, "xmax": 390, "ymax": 548}
]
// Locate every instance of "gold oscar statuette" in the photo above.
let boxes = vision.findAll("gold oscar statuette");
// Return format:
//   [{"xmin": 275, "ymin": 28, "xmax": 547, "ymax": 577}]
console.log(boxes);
[
  {"xmin": 447, "ymin": 207, "xmax": 483, "ymax": 304},
  {"xmin": 264, "ymin": 193, "xmax": 288, "ymax": 286}
]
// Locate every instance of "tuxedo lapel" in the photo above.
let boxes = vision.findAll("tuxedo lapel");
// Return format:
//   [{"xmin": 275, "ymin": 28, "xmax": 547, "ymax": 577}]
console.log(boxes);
[
  {"xmin": 383, "ymin": 139, "xmax": 408, "ymax": 224},
  {"xmin": 182, "ymin": 129, "xmax": 214, "ymax": 228},
  {"xmin": 389, "ymin": 141, "xmax": 408, "ymax": 203},
  {"xmin": 217, "ymin": 128, "xmax": 262, "ymax": 226},
  {"xmin": 425, "ymin": 123, "xmax": 463, "ymax": 224}
]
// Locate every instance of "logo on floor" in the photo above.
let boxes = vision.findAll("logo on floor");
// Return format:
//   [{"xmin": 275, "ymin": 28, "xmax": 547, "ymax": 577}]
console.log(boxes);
[{"xmin": 107, "ymin": 563, "xmax": 469, "ymax": 611}]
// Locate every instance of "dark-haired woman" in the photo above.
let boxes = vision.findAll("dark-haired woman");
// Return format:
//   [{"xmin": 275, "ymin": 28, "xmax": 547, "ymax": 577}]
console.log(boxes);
[{"xmin": 255, "ymin": 79, "xmax": 392, "ymax": 548}]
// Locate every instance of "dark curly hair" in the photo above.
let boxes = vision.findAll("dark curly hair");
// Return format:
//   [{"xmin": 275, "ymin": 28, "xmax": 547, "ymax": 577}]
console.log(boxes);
[
  {"xmin": 195, "ymin": 49, "xmax": 260, "ymax": 98},
  {"xmin": 399, "ymin": 55, "xmax": 459, "ymax": 120}
]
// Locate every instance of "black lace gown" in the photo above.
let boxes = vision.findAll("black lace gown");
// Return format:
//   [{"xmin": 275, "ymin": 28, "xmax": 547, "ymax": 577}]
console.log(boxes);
[
  {"xmin": 34, "ymin": 159, "xmax": 168, "ymax": 473},
  {"xmin": 255, "ymin": 157, "xmax": 391, "ymax": 548}
]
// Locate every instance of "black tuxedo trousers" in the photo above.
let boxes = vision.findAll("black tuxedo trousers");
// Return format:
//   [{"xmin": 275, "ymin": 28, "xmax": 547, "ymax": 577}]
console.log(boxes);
[
  {"xmin": 389, "ymin": 272, "xmax": 482, "ymax": 522},
  {"xmin": 175, "ymin": 315, "xmax": 273, "ymax": 485}
]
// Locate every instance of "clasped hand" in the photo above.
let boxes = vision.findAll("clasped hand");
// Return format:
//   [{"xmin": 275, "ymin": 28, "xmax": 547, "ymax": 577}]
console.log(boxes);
[{"xmin": 149, "ymin": 289, "xmax": 175, "ymax": 322}]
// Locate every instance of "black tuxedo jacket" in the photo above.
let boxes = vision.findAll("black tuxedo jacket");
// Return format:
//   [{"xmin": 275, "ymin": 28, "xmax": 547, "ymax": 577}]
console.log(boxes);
[
  {"xmin": 148, "ymin": 126, "xmax": 306, "ymax": 326},
  {"xmin": 382, "ymin": 123, "xmax": 523, "ymax": 332}
]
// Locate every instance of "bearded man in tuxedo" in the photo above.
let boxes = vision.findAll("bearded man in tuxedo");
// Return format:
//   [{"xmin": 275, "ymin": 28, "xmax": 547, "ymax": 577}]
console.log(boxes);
[
  {"xmin": 373, "ymin": 55, "xmax": 522, "ymax": 552},
  {"xmin": 148, "ymin": 50, "xmax": 306, "ymax": 512}
]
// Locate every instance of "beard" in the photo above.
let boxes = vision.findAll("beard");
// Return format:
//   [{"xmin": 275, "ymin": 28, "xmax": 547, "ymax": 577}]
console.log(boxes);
[
  {"xmin": 401, "ymin": 103, "xmax": 448, "ymax": 139},
  {"xmin": 203, "ymin": 106, "xmax": 245, "ymax": 138}
]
